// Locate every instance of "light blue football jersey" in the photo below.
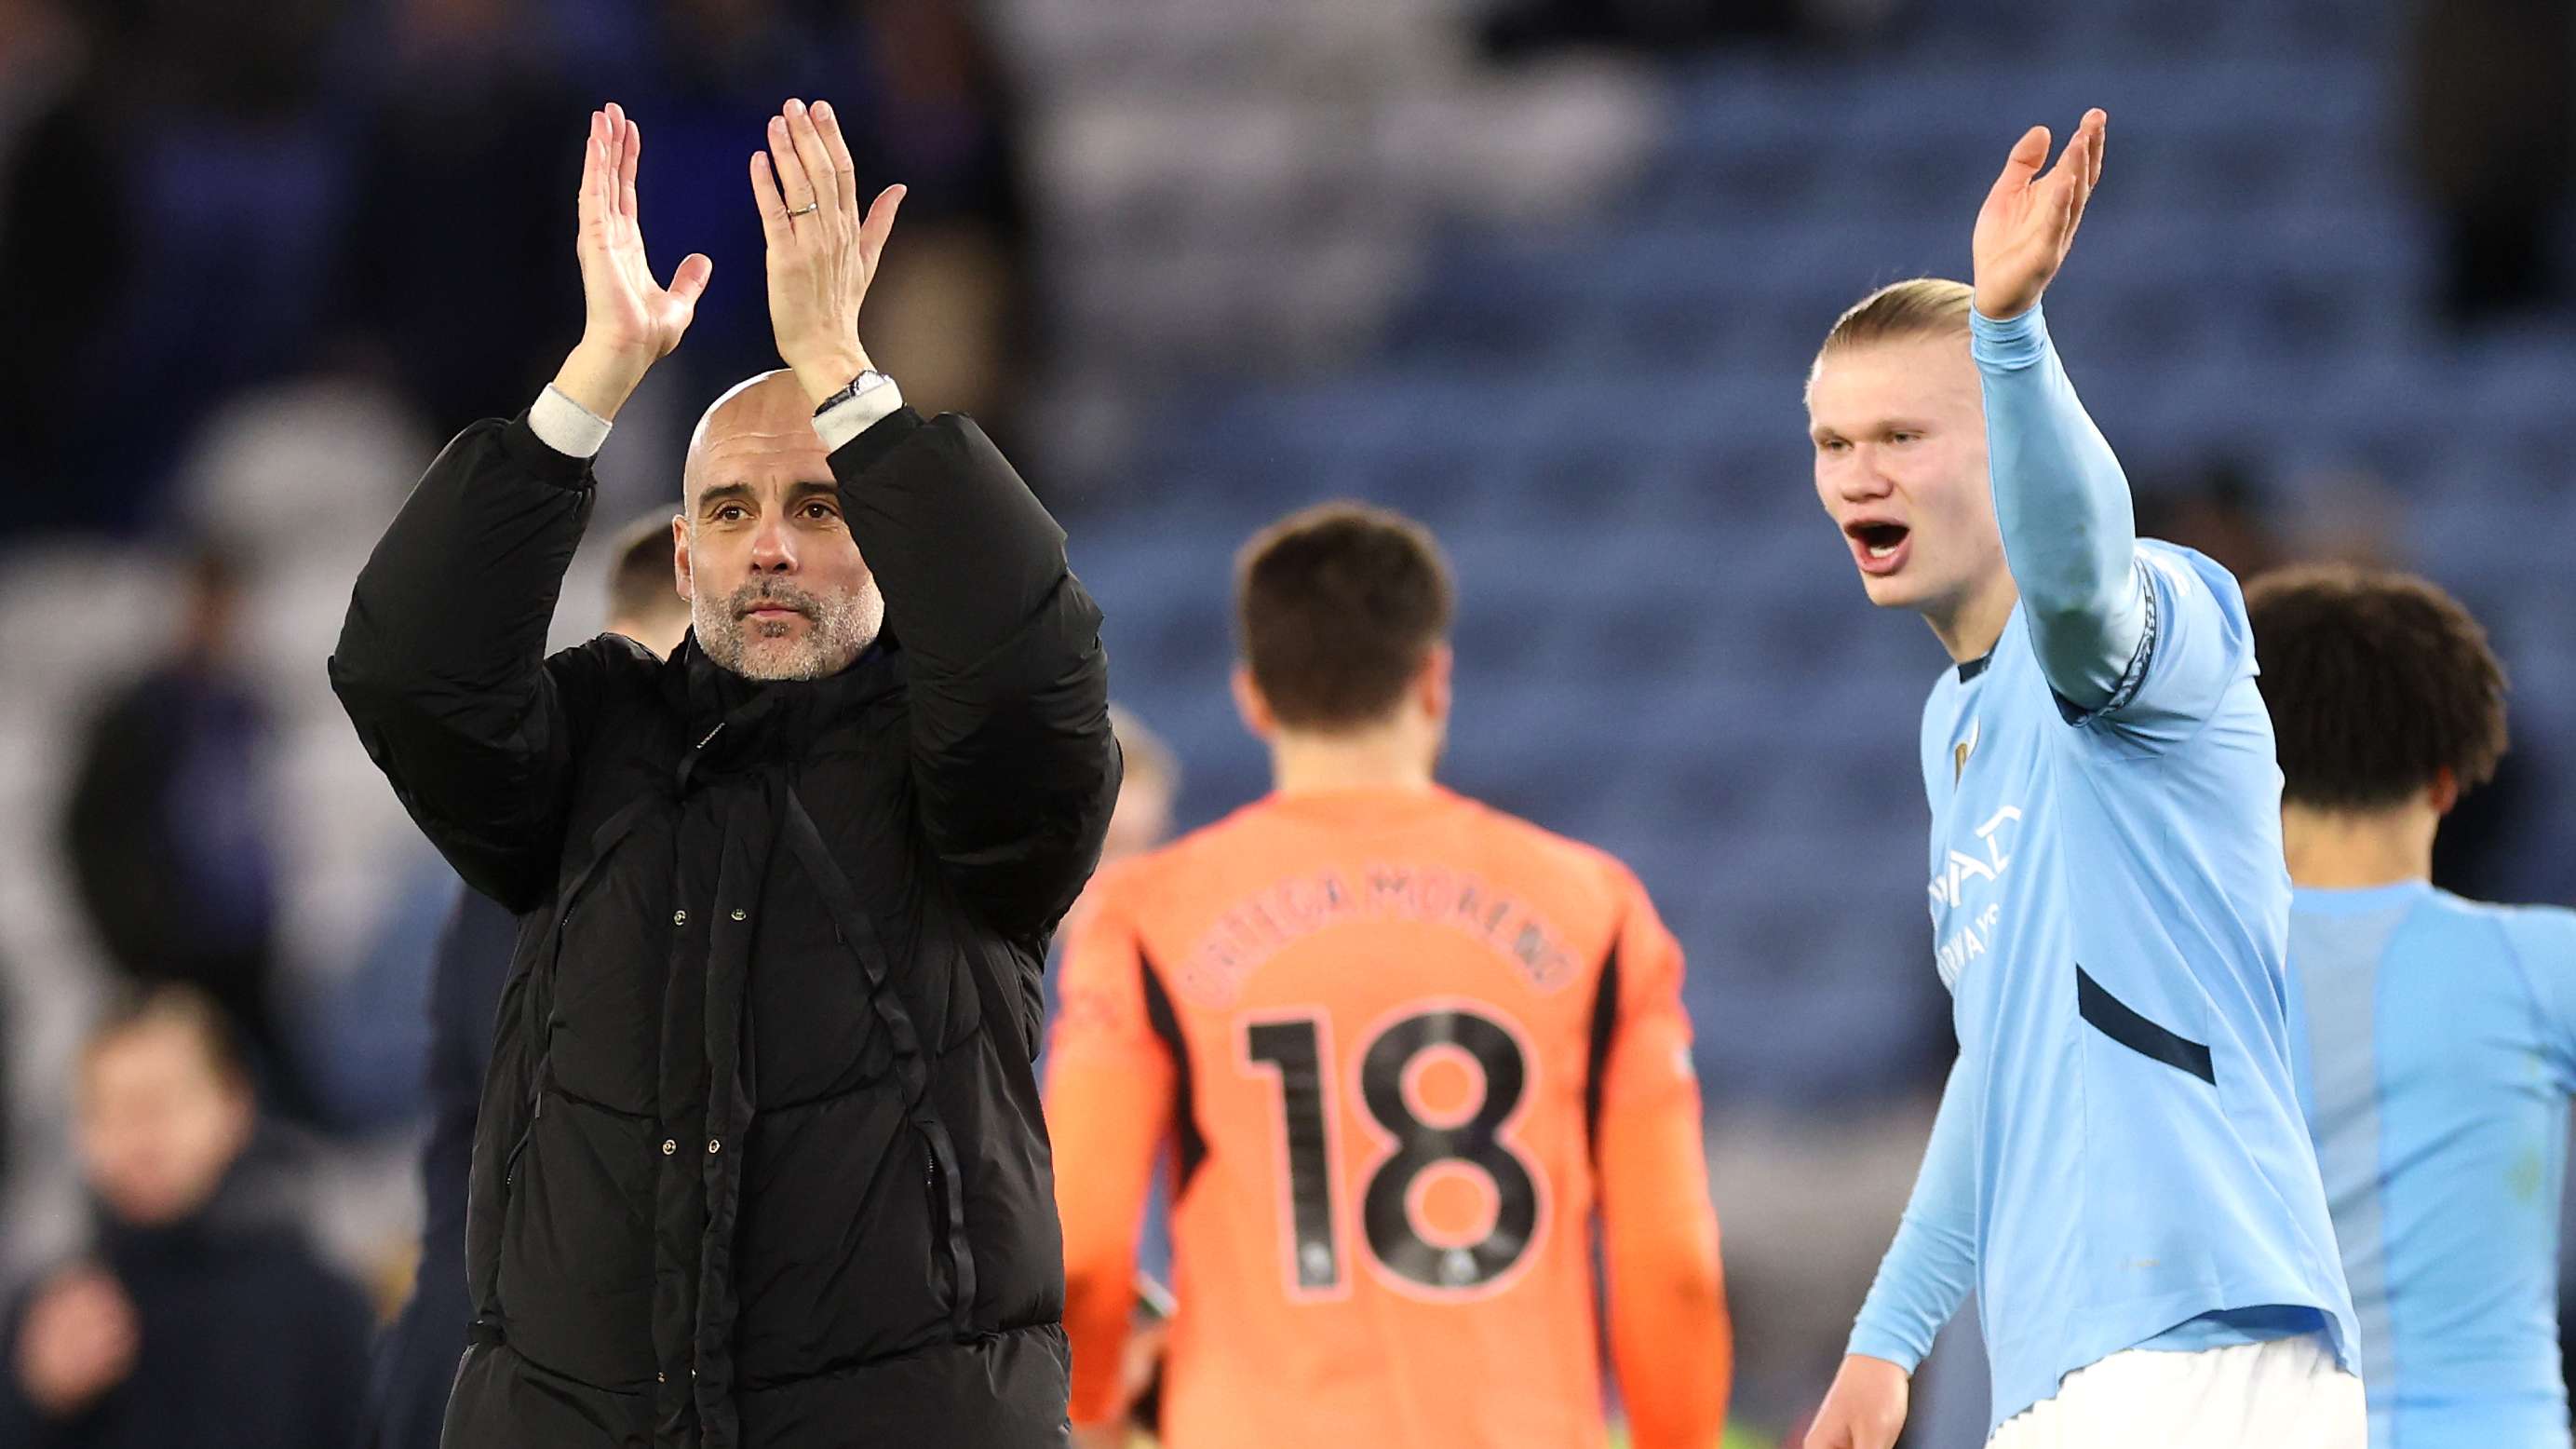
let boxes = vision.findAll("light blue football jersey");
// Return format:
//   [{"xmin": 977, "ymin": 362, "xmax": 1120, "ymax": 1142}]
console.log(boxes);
[
  {"xmin": 1880, "ymin": 539, "xmax": 2357, "ymax": 1430},
  {"xmin": 2289, "ymin": 882, "xmax": 2576, "ymax": 1449}
]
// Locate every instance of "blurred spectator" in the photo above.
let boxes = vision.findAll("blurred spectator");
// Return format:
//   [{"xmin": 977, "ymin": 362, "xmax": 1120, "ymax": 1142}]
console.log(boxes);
[
  {"xmin": 596, "ymin": 0, "xmax": 1034, "ymax": 436},
  {"xmin": 0, "ymin": 7, "xmax": 128, "ymax": 526},
  {"xmin": 0, "ymin": 0, "xmax": 355, "ymax": 525},
  {"xmin": 1099, "ymin": 703, "xmax": 1180, "ymax": 873},
  {"xmin": 60, "ymin": 542, "xmax": 306, "ymax": 1119},
  {"xmin": 2407, "ymin": 0, "xmax": 2573, "ymax": 323},
  {"xmin": 1058, "ymin": 703, "xmax": 1181, "ymax": 941},
  {"xmin": 364, "ymin": 513, "xmax": 690, "ymax": 1449},
  {"xmin": 610, "ymin": 0, "xmax": 870, "ymax": 417},
  {"xmin": 2135, "ymin": 458, "xmax": 2283, "ymax": 583},
  {"xmin": 600, "ymin": 509, "xmax": 697, "ymax": 657},
  {"xmin": 330, "ymin": 0, "xmax": 588, "ymax": 428},
  {"xmin": 0, "ymin": 986, "xmax": 372, "ymax": 1448},
  {"xmin": 832, "ymin": 0, "xmax": 1035, "ymax": 432}
]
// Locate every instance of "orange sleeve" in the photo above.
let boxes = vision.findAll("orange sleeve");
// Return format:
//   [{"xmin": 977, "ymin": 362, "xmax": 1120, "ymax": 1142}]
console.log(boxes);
[
  {"xmin": 1043, "ymin": 880, "xmax": 1174, "ymax": 1429},
  {"xmin": 1598, "ymin": 877, "xmax": 1731, "ymax": 1449}
]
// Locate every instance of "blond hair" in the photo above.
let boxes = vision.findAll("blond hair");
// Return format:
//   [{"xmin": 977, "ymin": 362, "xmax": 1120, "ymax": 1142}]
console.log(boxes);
[{"xmin": 1809, "ymin": 278, "xmax": 1976, "ymax": 396}]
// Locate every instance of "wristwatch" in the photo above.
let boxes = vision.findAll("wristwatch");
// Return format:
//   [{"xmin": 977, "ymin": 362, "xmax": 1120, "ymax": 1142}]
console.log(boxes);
[{"xmin": 812, "ymin": 370, "xmax": 891, "ymax": 416}]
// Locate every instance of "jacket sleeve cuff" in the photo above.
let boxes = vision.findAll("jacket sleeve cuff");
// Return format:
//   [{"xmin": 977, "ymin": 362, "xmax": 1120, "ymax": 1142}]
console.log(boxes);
[
  {"xmin": 498, "ymin": 409, "xmax": 600, "ymax": 491},
  {"xmin": 529, "ymin": 386, "xmax": 614, "ymax": 458},
  {"xmin": 1970, "ymin": 300, "xmax": 2049, "ymax": 372},
  {"xmin": 1845, "ymin": 1320, "xmax": 1928, "ymax": 1375},
  {"xmin": 814, "ymin": 373, "xmax": 906, "ymax": 454}
]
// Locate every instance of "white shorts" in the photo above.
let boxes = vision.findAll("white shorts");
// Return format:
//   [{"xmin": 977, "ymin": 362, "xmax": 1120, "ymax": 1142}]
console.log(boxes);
[{"xmin": 1986, "ymin": 1333, "xmax": 2364, "ymax": 1449}]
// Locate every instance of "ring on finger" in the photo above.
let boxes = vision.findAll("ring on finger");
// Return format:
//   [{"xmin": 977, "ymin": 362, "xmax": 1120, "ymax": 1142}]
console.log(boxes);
[{"xmin": 787, "ymin": 201, "xmax": 820, "ymax": 218}]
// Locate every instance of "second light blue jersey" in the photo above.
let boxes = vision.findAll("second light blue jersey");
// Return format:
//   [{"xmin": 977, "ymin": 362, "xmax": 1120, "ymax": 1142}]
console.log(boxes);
[
  {"xmin": 2289, "ymin": 882, "xmax": 2576, "ymax": 1449},
  {"xmin": 1853, "ymin": 539, "xmax": 2359, "ymax": 1430}
]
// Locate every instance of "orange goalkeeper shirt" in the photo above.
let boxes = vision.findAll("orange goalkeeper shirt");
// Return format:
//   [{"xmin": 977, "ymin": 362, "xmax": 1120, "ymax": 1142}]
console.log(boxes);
[{"xmin": 1046, "ymin": 785, "xmax": 1729, "ymax": 1449}]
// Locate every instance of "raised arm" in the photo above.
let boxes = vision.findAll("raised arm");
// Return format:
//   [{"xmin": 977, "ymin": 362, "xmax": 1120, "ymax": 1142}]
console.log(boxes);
[
  {"xmin": 331, "ymin": 105, "xmax": 709, "ymax": 907},
  {"xmin": 1806, "ymin": 1053, "xmax": 1980, "ymax": 1449},
  {"xmin": 1971, "ymin": 111, "xmax": 2147, "ymax": 713},
  {"xmin": 751, "ymin": 100, "xmax": 1118, "ymax": 939}
]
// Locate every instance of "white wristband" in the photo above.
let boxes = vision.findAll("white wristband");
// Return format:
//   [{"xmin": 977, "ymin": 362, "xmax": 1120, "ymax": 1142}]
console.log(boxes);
[
  {"xmin": 813, "ymin": 372, "xmax": 905, "ymax": 454},
  {"xmin": 529, "ymin": 386, "xmax": 613, "ymax": 459}
]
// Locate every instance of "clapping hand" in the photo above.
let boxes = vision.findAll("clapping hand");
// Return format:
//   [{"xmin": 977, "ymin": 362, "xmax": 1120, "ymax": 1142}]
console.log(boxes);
[
  {"xmin": 748, "ymin": 98, "xmax": 907, "ymax": 409},
  {"xmin": 552, "ymin": 102, "xmax": 713, "ymax": 421}
]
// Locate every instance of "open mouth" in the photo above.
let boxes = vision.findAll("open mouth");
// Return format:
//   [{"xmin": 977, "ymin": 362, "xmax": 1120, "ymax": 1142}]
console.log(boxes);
[
  {"xmin": 1843, "ymin": 521, "xmax": 1911, "ymax": 576},
  {"xmin": 1852, "ymin": 521, "xmax": 1907, "ymax": 557}
]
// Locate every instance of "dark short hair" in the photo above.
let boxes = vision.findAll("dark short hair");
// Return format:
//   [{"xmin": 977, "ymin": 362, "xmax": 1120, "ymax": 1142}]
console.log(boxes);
[
  {"xmin": 606, "ymin": 512, "xmax": 686, "ymax": 631},
  {"xmin": 83, "ymin": 983, "xmax": 251, "ymax": 1092},
  {"xmin": 1234, "ymin": 502, "xmax": 1454, "ymax": 732},
  {"xmin": 2246, "ymin": 564, "xmax": 2509, "ymax": 810}
]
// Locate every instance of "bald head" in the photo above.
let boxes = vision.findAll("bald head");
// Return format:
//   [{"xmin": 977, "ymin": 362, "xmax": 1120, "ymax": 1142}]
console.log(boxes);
[
  {"xmin": 683, "ymin": 370, "xmax": 829, "ymax": 511},
  {"xmin": 675, "ymin": 371, "xmax": 883, "ymax": 681}
]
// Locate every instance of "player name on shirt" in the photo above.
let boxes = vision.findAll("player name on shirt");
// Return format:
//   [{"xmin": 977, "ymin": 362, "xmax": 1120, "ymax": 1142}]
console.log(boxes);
[{"xmin": 1174, "ymin": 864, "xmax": 1581, "ymax": 1006}]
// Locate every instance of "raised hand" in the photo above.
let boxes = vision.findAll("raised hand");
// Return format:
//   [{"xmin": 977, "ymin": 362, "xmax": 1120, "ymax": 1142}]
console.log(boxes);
[
  {"xmin": 1971, "ymin": 108, "xmax": 2107, "ymax": 321},
  {"xmin": 748, "ymin": 97, "xmax": 906, "ymax": 407},
  {"xmin": 554, "ymin": 102, "xmax": 713, "ymax": 420}
]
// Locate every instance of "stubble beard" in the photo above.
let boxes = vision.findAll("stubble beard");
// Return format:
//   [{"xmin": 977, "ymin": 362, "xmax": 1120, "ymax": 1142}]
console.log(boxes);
[{"xmin": 693, "ymin": 576, "xmax": 884, "ymax": 682}]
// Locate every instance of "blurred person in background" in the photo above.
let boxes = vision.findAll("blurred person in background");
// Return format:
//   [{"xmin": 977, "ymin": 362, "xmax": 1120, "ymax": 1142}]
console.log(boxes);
[
  {"xmin": 1092, "ymin": 706, "xmax": 1180, "ymax": 882},
  {"xmin": 330, "ymin": 100, "xmax": 1115, "ymax": 1448},
  {"xmin": 2250, "ymin": 566, "xmax": 2576, "ymax": 1449},
  {"xmin": 589, "ymin": 0, "xmax": 1031, "ymax": 440},
  {"xmin": 0, "ymin": 0, "xmax": 348, "ymax": 524},
  {"xmin": 0, "ymin": 986, "xmax": 372, "ymax": 1447},
  {"xmin": 2134, "ymin": 459, "xmax": 2282, "ymax": 585},
  {"xmin": 1045, "ymin": 705, "xmax": 1182, "ymax": 1045},
  {"xmin": 1801, "ymin": 112, "xmax": 2357, "ymax": 1449},
  {"xmin": 830, "ymin": 0, "xmax": 1034, "ymax": 435},
  {"xmin": 61, "ymin": 540, "xmax": 312, "ymax": 1121},
  {"xmin": 2407, "ymin": 0, "xmax": 2573, "ymax": 323},
  {"xmin": 0, "ymin": 0, "xmax": 125, "ymax": 521},
  {"xmin": 1047, "ymin": 503, "xmax": 1730, "ymax": 1449},
  {"xmin": 332, "ymin": 0, "xmax": 588, "ymax": 430},
  {"xmin": 366, "ymin": 513, "xmax": 692, "ymax": 1449}
]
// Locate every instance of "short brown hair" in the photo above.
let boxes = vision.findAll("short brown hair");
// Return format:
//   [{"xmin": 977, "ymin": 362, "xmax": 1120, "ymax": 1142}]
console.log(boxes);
[
  {"xmin": 2245, "ymin": 564, "xmax": 2509, "ymax": 810},
  {"xmin": 84, "ymin": 983, "xmax": 251, "ymax": 1091},
  {"xmin": 1235, "ymin": 502, "xmax": 1454, "ymax": 732},
  {"xmin": 605, "ymin": 512, "xmax": 687, "ymax": 634}
]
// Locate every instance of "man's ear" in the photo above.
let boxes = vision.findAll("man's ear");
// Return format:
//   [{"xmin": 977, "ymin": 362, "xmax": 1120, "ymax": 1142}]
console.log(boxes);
[
  {"xmin": 1232, "ymin": 664, "xmax": 1276, "ymax": 742},
  {"xmin": 2428, "ymin": 767, "xmax": 2461, "ymax": 818},
  {"xmin": 671, "ymin": 515, "xmax": 693, "ymax": 602},
  {"xmin": 1418, "ymin": 643, "xmax": 1453, "ymax": 724}
]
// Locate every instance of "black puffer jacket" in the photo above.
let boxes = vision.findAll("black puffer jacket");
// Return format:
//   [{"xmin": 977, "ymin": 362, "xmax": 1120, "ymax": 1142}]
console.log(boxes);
[{"xmin": 330, "ymin": 405, "xmax": 1117, "ymax": 1449}]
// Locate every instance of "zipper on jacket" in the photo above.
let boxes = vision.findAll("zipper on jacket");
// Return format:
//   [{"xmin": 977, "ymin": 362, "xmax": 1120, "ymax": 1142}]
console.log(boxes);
[
  {"xmin": 502, "ymin": 1095, "xmax": 542, "ymax": 1188},
  {"xmin": 506, "ymin": 896, "xmax": 580, "ymax": 1190},
  {"xmin": 922, "ymin": 1132, "xmax": 951, "ymax": 1304}
]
